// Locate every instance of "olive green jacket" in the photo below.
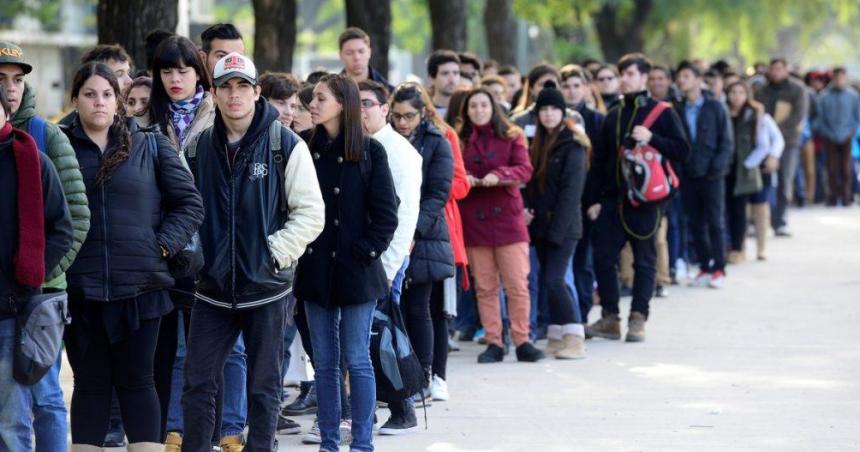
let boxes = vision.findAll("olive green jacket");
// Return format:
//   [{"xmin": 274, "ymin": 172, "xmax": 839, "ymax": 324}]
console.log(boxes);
[{"xmin": 11, "ymin": 83, "xmax": 91, "ymax": 289}]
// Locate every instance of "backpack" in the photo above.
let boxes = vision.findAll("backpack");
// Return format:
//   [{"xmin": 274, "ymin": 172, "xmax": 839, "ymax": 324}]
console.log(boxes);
[
  {"xmin": 618, "ymin": 101, "xmax": 680, "ymax": 207},
  {"xmin": 28, "ymin": 115, "xmax": 48, "ymax": 154},
  {"xmin": 13, "ymin": 291, "xmax": 70, "ymax": 385},
  {"xmin": 370, "ymin": 294, "xmax": 425, "ymax": 403}
]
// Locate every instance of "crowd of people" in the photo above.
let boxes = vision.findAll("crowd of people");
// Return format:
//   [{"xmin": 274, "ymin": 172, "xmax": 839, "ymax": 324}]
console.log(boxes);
[{"xmin": 0, "ymin": 20, "xmax": 858, "ymax": 452}]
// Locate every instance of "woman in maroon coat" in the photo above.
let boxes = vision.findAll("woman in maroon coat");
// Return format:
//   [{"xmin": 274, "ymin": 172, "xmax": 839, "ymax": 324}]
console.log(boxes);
[{"xmin": 457, "ymin": 87, "xmax": 544, "ymax": 363}]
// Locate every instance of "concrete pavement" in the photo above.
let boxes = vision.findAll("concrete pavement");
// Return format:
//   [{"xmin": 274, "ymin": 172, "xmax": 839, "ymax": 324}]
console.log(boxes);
[{"xmin": 61, "ymin": 206, "xmax": 860, "ymax": 451}]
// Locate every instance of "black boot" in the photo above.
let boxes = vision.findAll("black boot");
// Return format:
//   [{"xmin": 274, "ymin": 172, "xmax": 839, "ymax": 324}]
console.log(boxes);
[
  {"xmin": 282, "ymin": 380, "xmax": 318, "ymax": 416},
  {"xmin": 477, "ymin": 344, "xmax": 505, "ymax": 363},
  {"xmin": 515, "ymin": 342, "xmax": 546, "ymax": 362},
  {"xmin": 379, "ymin": 400, "xmax": 418, "ymax": 435}
]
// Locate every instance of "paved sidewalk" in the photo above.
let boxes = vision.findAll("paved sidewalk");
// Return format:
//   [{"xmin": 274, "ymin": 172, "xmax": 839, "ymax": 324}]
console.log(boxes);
[{"xmin": 61, "ymin": 207, "xmax": 860, "ymax": 451}]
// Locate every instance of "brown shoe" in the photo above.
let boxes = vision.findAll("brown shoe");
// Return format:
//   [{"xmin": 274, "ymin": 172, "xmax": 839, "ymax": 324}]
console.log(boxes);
[
  {"xmin": 727, "ymin": 250, "xmax": 745, "ymax": 264},
  {"xmin": 585, "ymin": 311, "xmax": 621, "ymax": 340},
  {"xmin": 625, "ymin": 312, "xmax": 646, "ymax": 342},
  {"xmin": 165, "ymin": 432, "xmax": 182, "ymax": 452},
  {"xmin": 555, "ymin": 334, "xmax": 586, "ymax": 359},
  {"xmin": 220, "ymin": 435, "xmax": 244, "ymax": 452},
  {"xmin": 545, "ymin": 337, "xmax": 563, "ymax": 355}
]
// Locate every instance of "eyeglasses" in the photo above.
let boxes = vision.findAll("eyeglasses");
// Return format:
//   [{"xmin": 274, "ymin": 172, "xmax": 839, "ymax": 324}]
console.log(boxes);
[
  {"xmin": 597, "ymin": 76, "xmax": 616, "ymax": 82},
  {"xmin": 360, "ymin": 99, "xmax": 381, "ymax": 109},
  {"xmin": 391, "ymin": 112, "xmax": 420, "ymax": 122}
]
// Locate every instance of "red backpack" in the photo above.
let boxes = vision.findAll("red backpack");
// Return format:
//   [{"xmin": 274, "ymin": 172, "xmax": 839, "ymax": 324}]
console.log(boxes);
[{"xmin": 618, "ymin": 101, "xmax": 680, "ymax": 207}]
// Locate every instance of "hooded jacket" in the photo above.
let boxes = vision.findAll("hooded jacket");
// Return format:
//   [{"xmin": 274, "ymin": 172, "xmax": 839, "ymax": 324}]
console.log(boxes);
[
  {"xmin": 525, "ymin": 126, "xmax": 588, "ymax": 244},
  {"xmin": 63, "ymin": 118, "xmax": 204, "ymax": 302},
  {"xmin": 192, "ymin": 99, "xmax": 323, "ymax": 309},
  {"xmin": 11, "ymin": 83, "xmax": 90, "ymax": 289}
]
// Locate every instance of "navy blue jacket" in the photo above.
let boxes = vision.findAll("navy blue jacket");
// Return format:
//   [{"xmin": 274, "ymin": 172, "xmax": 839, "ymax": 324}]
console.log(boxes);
[
  {"xmin": 295, "ymin": 132, "xmax": 399, "ymax": 308},
  {"xmin": 673, "ymin": 92, "xmax": 734, "ymax": 179},
  {"xmin": 406, "ymin": 121, "xmax": 455, "ymax": 284},
  {"xmin": 0, "ymin": 132, "xmax": 73, "ymax": 315},
  {"xmin": 64, "ymin": 119, "xmax": 203, "ymax": 302},
  {"xmin": 192, "ymin": 100, "xmax": 306, "ymax": 309}
]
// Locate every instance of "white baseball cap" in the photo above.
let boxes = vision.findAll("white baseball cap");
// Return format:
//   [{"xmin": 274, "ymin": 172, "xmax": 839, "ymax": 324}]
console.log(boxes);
[{"xmin": 213, "ymin": 52, "xmax": 258, "ymax": 87}]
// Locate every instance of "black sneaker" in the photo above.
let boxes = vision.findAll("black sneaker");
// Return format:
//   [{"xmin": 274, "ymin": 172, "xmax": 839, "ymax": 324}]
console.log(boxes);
[
  {"xmin": 655, "ymin": 285, "xmax": 669, "ymax": 298},
  {"xmin": 276, "ymin": 414, "xmax": 302, "ymax": 435},
  {"xmin": 282, "ymin": 381, "xmax": 317, "ymax": 416},
  {"xmin": 378, "ymin": 404, "xmax": 418, "ymax": 435},
  {"xmin": 477, "ymin": 344, "xmax": 504, "ymax": 363},
  {"xmin": 458, "ymin": 326, "xmax": 477, "ymax": 342},
  {"xmin": 515, "ymin": 342, "xmax": 545, "ymax": 362}
]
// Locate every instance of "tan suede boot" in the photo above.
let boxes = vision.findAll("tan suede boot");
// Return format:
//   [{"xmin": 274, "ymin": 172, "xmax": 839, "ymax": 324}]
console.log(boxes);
[
  {"xmin": 752, "ymin": 203, "xmax": 770, "ymax": 260},
  {"xmin": 164, "ymin": 432, "xmax": 182, "ymax": 452},
  {"xmin": 625, "ymin": 312, "xmax": 647, "ymax": 343},
  {"xmin": 555, "ymin": 334, "xmax": 586, "ymax": 359},
  {"xmin": 585, "ymin": 311, "xmax": 621, "ymax": 340},
  {"xmin": 219, "ymin": 434, "xmax": 244, "ymax": 452}
]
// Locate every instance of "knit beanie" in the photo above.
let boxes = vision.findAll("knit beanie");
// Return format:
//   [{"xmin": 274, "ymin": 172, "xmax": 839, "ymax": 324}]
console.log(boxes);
[{"xmin": 534, "ymin": 81, "xmax": 566, "ymax": 114}]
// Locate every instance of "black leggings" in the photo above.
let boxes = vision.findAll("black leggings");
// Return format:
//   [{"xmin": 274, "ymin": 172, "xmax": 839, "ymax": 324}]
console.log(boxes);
[
  {"xmin": 429, "ymin": 281, "xmax": 448, "ymax": 380},
  {"xmin": 401, "ymin": 281, "xmax": 434, "ymax": 374},
  {"xmin": 536, "ymin": 238, "xmax": 579, "ymax": 325},
  {"xmin": 65, "ymin": 313, "xmax": 162, "ymax": 445},
  {"xmin": 726, "ymin": 191, "xmax": 751, "ymax": 252},
  {"xmin": 153, "ymin": 305, "xmax": 191, "ymax": 441}
]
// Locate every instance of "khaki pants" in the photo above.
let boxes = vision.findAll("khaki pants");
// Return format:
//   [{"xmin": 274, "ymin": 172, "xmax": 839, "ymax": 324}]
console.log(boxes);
[
  {"xmin": 620, "ymin": 217, "xmax": 669, "ymax": 287},
  {"xmin": 467, "ymin": 242, "xmax": 531, "ymax": 347}
]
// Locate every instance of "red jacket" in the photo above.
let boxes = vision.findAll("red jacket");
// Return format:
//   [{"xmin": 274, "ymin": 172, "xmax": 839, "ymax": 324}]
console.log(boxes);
[
  {"xmin": 443, "ymin": 127, "xmax": 470, "ymax": 287},
  {"xmin": 459, "ymin": 124, "xmax": 532, "ymax": 247}
]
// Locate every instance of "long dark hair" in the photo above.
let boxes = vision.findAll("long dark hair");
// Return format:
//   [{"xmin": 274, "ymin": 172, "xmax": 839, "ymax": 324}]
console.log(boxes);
[
  {"xmin": 530, "ymin": 117, "xmax": 591, "ymax": 193},
  {"xmin": 71, "ymin": 62, "xmax": 132, "ymax": 186},
  {"xmin": 149, "ymin": 35, "xmax": 211, "ymax": 136},
  {"xmin": 514, "ymin": 63, "xmax": 560, "ymax": 113},
  {"xmin": 310, "ymin": 74, "xmax": 364, "ymax": 162},
  {"xmin": 444, "ymin": 87, "xmax": 471, "ymax": 129},
  {"xmin": 391, "ymin": 82, "xmax": 449, "ymax": 132},
  {"xmin": 457, "ymin": 87, "xmax": 521, "ymax": 144}
]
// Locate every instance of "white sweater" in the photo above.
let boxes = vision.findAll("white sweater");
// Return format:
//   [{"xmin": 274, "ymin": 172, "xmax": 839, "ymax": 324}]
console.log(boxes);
[{"xmin": 372, "ymin": 124, "xmax": 423, "ymax": 281}]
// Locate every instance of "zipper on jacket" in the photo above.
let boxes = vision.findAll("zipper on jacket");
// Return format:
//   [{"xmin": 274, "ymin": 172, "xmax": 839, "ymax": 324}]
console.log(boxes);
[
  {"xmin": 101, "ymin": 184, "xmax": 111, "ymax": 301},
  {"xmin": 229, "ymin": 145, "xmax": 238, "ymax": 310}
]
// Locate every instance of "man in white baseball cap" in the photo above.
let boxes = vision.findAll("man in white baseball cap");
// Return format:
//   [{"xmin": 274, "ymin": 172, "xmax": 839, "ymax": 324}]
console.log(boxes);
[{"xmin": 181, "ymin": 51, "xmax": 324, "ymax": 452}]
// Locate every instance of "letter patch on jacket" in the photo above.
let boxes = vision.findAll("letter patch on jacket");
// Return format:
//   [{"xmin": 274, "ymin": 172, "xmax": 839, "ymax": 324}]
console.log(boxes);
[{"xmin": 249, "ymin": 162, "xmax": 268, "ymax": 180}]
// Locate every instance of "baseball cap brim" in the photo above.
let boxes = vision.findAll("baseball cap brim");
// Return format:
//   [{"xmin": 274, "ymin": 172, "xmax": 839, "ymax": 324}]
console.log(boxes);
[
  {"xmin": 214, "ymin": 72, "xmax": 257, "ymax": 87},
  {"xmin": 0, "ymin": 59, "xmax": 32, "ymax": 74}
]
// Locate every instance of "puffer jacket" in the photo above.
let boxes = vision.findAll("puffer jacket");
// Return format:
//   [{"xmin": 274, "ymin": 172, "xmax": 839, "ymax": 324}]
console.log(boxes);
[
  {"xmin": 11, "ymin": 83, "xmax": 90, "ymax": 288},
  {"xmin": 63, "ymin": 118, "xmax": 204, "ymax": 302},
  {"xmin": 406, "ymin": 120, "xmax": 455, "ymax": 284},
  {"xmin": 443, "ymin": 127, "xmax": 470, "ymax": 286}
]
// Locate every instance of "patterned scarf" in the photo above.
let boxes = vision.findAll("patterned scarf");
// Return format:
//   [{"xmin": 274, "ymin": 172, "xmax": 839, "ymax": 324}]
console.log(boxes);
[{"xmin": 169, "ymin": 85, "xmax": 205, "ymax": 146}]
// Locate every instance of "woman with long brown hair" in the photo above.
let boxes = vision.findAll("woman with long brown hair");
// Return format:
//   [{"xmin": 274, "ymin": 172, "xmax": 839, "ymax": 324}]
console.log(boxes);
[
  {"xmin": 458, "ymin": 87, "xmax": 543, "ymax": 363},
  {"xmin": 524, "ymin": 84, "xmax": 591, "ymax": 359},
  {"xmin": 62, "ymin": 62, "xmax": 203, "ymax": 451},
  {"xmin": 725, "ymin": 80, "xmax": 784, "ymax": 261}
]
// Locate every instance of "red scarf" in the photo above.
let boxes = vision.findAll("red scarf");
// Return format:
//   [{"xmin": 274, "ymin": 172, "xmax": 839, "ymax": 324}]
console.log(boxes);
[{"xmin": 0, "ymin": 122, "xmax": 45, "ymax": 287}]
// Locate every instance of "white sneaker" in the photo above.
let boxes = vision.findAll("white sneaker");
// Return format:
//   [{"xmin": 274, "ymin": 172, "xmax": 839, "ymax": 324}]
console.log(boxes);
[
  {"xmin": 430, "ymin": 375, "xmax": 449, "ymax": 401},
  {"xmin": 689, "ymin": 271, "xmax": 711, "ymax": 288},
  {"xmin": 675, "ymin": 258, "xmax": 688, "ymax": 281},
  {"xmin": 301, "ymin": 419, "xmax": 321, "ymax": 444},
  {"xmin": 708, "ymin": 271, "xmax": 726, "ymax": 289}
]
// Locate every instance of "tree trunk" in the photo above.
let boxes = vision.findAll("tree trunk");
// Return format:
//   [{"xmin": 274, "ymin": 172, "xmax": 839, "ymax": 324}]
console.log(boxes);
[
  {"xmin": 592, "ymin": 0, "xmax": 653, "ymax": 63},
  {"xmin": 428, "ymin": 0, "xmax": 466, "ymax": 51},
  {"xmin": 484, "ymin": 0, "xmax": 517, "ymax": 66},
  {"xmin": 344, "ymin": 0, "xmax": 391, "ymax": 77},
  {"xmin": 252, "ymin": 0, "xmax": 297, "ymax": 73},
  {"xmin": 97, "ymin": 0, "xmax": 178, "ymax": 71}
]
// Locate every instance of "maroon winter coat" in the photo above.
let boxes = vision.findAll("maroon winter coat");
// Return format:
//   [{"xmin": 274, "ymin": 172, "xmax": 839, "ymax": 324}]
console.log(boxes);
[{"xmin": 460, "ymin": 123, "xmax": 533, "ymax": 247}]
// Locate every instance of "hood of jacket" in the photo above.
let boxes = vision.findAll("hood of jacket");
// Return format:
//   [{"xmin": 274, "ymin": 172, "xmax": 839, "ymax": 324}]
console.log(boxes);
[{"xmin": 10, "ymin": 82, "xmax": 37, "ymax": 127}]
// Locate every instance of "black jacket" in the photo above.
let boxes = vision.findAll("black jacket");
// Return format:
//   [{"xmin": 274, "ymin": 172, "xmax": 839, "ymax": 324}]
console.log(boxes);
[
  {"xmin": 406, "ymin": 120, "xmax": 455, "ymax": 284},
  {"xmin": 574, "ymin": 102, "xmax": 605, "ymax": 144},
  {"xmin": 0, "ymin": 133, "xmax": 73, "ymax": 314},
  {"xmin": 525, "ymin": 127, "xmax": 588, "ymax": 244},
  {"xmin": 64, "ymin": 119, "xmax": 204, "ymax": 302},
  {"xmin": 588, "ymin": 91, "xmax": 690, "ymax": 209},
  {"xmin": 193, "ymin": 100, "xmax": 313, "ymax": 309},
  {"xmin": 294, "ymin": 132, "xmax": 399, "ymax": 308},
  {"xmin": 673, "ymin": 92, "xmax": 734, "ymax": 179}
]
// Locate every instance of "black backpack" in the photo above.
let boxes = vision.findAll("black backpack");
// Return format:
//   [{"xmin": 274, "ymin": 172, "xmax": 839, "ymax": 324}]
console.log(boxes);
[{"xmin": 370, "ymin": 295, "xmax": 424, "ymax": 403}]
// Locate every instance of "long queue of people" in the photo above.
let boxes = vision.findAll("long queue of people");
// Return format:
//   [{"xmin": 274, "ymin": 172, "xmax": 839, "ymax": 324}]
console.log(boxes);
[{"xmin": 1, "ymin": 21, "xmax": 855, "ymax": 452}]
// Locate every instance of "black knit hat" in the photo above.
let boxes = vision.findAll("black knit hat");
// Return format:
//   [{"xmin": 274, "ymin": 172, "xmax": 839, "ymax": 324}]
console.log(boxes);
[{"xmin": 534, "ymin": 81, "xmax": 566, "ymax": 114}]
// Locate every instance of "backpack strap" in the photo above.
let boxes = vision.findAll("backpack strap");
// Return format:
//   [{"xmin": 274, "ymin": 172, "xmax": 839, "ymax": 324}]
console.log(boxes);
[
  {"xmin": 641, "ymin": 101, "xmax": 671, "ymax": 130},
  {"xmin": 268, "ymin": 120, "xmax": 290, "ymax": 214},
  {"xmin": 28, "ymin": 116, "xmax": 48, "ymax": 154}
]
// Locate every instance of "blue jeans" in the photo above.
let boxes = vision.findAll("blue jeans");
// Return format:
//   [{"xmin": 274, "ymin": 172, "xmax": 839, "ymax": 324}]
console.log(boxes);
[
  {"xmin": 221, "ymin": 335, "xmax": 247, "ymax": 437},
  {"xmin": 0, "ymin": 318, "xmax": 32, "ymax": 451},
  {"xmin": 305, "ymin": 301, "xmax": 376, "ymax": 452},
  {"xmin": 30, "ymin": 353, "xmax": 67, "ymax": 452},
  {"xmin": 166, "ymin": 311, "xmax": 187, "ymax": 433},
  {"xmin": 454, "ymin": 268, "xmax": 479, "ymax": 332},
  {"xmin": 280, "ymin": 322, "xmax": 298, "ymax": 387},
  {"xmin": 573, "ymin": 218, "xmax": 595, "ymax": 322},
  {"xmin": 182, "ymin": 299, "xmax": 286, "ymax": 452}
]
